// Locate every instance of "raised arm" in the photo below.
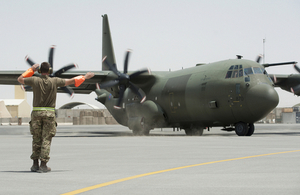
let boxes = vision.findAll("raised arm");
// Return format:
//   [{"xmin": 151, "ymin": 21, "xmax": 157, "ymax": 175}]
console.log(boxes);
[
  {"xmin": 17, "ymin": 64, "xmax": 39, "ymax": 84},
  {"xmin": 64, "ymin": 72, "xmax": 95, "ymax": 87}
]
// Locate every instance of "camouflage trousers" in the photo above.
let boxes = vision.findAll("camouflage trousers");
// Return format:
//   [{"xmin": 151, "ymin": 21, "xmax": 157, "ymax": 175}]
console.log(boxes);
[{"xmin": 29, "ymin": 110, "xmax": 57, "ymax": 163}]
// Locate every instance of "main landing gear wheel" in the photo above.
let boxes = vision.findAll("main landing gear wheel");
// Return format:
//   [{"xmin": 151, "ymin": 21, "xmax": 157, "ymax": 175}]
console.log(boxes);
[
  {"xmin": 235, "ymin": 122, "xmax": 249, "ymax": 136},
  {"xmin": 184, "ymin": 128, "xmax": 204, "ymax": 136},
  {"xmin": 246, "ymin": 123, "xmax": 255, "ymax": 136},
  {"xmin": 132, "ymin": 129, "xmax": 150, "ymax": 136}
]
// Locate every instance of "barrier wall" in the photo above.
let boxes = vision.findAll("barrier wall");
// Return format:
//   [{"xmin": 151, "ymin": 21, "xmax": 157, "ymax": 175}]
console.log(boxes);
[
  {"xmin": 0, "ymin": 109, "xmax": 118, "ymax": 126},
  {"xmin": 57, "ymin": 109, "xmax": 118, "ymax": 125}
]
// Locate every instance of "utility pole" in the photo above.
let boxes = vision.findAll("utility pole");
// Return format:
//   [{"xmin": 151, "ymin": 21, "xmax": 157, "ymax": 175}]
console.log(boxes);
[{"xmin": 263, "ymin": 38, "xmax": 266, "ymax": 64}]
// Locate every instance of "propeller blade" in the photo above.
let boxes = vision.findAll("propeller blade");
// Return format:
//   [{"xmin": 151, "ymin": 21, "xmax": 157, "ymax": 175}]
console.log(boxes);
[
  {"xmin": 263, "ymin": 61, "xmax": 297, "ymax": 68},
  {"xmin": 124, "ymin": 50, "xmax": 131, "ymax": 74},
  {"xmin": 114, "ymin": 85, "xmax": 125, "ymax": 109},
  {"xmin": 129, "ymin": 68, "xmax": 149, "ymax": 79},
  {"xmin": 290, "ymin": 83, "xmax": 300, "ymax": 95},
  {"xmin": 54, "ymin": 63, "xmax": 77, "ymax": 77},
  {"xmin": 294, "ymin": 64, "xmax": 300, "ymax": 73},
  {"xmin": 99, "ymin": 80, "xmax": 120, "ymax": 89},
  {"xmin": 256, "ymin": 55, "xmax": 262, "ymax": 63},
  {"xmin": 60, "ymin": 86, "xmax": 74, "ymax": 97},
  {"xmin": 48, "ymin": 45, "xmax": 55, "ymax": 68},
  {"xmin": 25, "ymin": 55, "xmax": 36, "ymax": 66},
  {"xmin": 102, "ymin": 50, "xmax": 147, "ymax": 107},
  {"xmin": 129, "ymin": 81, "xmax": 146, "ymax": 103},
  {"xmin": 102, "ymin": 56, "xmax": 120, "ymax": 76},
  {"xmin": 273, "ymin": 75, "xmax": 277, "ymax": 84},
  {"xmin": 96, "ymin": 83, "xmax": 100, "ymax": 90}
]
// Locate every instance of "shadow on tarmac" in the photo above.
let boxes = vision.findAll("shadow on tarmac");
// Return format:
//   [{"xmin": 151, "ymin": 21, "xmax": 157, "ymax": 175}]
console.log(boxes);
[
  {"xmin": 1, "ymin": 125, "xmax": 299, "ymax": 137},
  {"xmin": 55, "ymin": 130, "xmax": 300, "ymax": 138},
  {"xmin": 56, "ymin": 131, "xmax": 187, "ymax": 137},
  {"xmin": 1, "ymin": 170, "xmax": 70, "ymax": 173}
]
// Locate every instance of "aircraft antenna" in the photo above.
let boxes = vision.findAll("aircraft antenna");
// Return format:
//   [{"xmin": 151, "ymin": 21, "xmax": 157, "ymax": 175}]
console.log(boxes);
[{"xmin": 263, "ymin": 38, "xmax": 266, "ymax": 64}]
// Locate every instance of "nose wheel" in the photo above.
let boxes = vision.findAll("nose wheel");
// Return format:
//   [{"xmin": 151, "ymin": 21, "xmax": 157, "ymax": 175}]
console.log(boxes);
[{"xmin": 235, "ymin": 122, "xmax": 255, "ymax": 136}]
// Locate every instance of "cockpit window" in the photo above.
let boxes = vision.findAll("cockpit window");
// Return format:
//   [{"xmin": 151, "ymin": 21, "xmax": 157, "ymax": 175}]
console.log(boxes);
[
  {"xmin": 225, "ymin": 65, "xmax": 243, "ymax": 79},
  {"xmin": 239, "ymin": 69, "xmax": 243, "ymax": 77},
  {"xmin": 264, "ymin": 69, "xmax": 274, "ymax": 84},
  {"xmin": 232, "ymin": 70, "xmax": 238, "ymax": 78},
  {"xmin": 226, "ymin": 65, "xmax": 272, "ymax": 83},
  {"xmin": 253, "ymin": 67, "xmax": 263, "ymax": 74},
  {"xmin": 225, "ymin": 71, "xmax": 233, "ymax": 78},
  {"xmin": 244, "ymin": 68, "xmax": 253, "ymax": 75}
]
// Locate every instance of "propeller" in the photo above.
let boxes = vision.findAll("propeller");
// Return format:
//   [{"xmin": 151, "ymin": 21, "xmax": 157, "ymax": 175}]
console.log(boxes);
[
  {"xmin": 99, "ymin": 50, "xmax": 148, "ymax": 109},
  {"xmin": 290, "ymin": 63, "xmax": 300, "ymax": 95},
  {"xmin": 262, "ymin": 61, "xmax": 297, "ymax": 68},
  {"xmin": 261, "ymin": 60, "xmax": 300, "ymax": 95},
  {"xmin": 293, "ymin": 63, "xmax": 300, "ymax": 73},
  {"xmin": 256, "ymin": 55, "xmax": 263, "ymax": 63},
  {"xmin": 254, "ymin": 54, "xmax": 300, "ymax": 95},
  {"xmin": 24, "ymin": 45, "xmax": 77, "ymax": 96},
  {"xmin": 255, "ymin": 55, "xmax": 300, "ymax": 86}
]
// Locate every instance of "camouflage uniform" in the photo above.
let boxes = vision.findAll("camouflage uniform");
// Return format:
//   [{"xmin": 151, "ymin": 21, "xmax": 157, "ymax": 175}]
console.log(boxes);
[
  {"xmin": 25, "ymin": 75, "xmax": 65, "ymax": 163},
  {"xmin": 29, "ymin": 110, "xmax": 56, "ymax": 163}
]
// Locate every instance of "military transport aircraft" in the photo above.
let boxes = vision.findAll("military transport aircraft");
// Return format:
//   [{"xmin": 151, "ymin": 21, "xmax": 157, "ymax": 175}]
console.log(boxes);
[{"xmin": 0, "ymin": 14, "xmax": 298, "ymax": 136}]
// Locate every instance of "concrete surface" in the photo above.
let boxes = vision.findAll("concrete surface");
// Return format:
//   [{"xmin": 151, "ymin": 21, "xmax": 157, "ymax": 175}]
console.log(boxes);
[{"xmin": 0, "ymin": 124, "xmax": 299, "ymax": 195}]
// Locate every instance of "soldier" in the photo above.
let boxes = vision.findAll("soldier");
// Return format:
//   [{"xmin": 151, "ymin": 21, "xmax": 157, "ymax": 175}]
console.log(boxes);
[{"xmin": 17, "ymin": 62, "xmax": 94, "ymax": 173}]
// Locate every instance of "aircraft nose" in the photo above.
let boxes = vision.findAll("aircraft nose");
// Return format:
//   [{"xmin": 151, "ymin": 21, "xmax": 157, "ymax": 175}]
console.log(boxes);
[{"xmin": 246, "ymin": 84, "xmax": 279, "ymax": 120}]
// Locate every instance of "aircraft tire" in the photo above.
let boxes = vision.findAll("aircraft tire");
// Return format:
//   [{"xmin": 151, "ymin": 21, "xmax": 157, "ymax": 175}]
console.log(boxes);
[
  {"xmin": 235, "ymin": 122, "xmax": 249, "ymax": 136},
  {"xmin": 143, "ymin": 129, "xmax": 150, "ymax": 136},
  {"xmin": 132, "ymin": 129, "xmax": 141, "ymax": 136},
  {"xmin": 194, "ymin": 128, "xmax": 204, "ymax": 136},
  {"xmin": 184, "ymin": 128, "xmax": 204, "ymax": 136},
  {"xmin": 132, "ymin": 129, "xmax": 150, "ymax": 136},
  {"xmin": 246, "ymin": 123, "xmax": 255, "ymax": 136},
  {"xmin": 184, "ymin": 129, "xmax": 192, "ymax": 136}
]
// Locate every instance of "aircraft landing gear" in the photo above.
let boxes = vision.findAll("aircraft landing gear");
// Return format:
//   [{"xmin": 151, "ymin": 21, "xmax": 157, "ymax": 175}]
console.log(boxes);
[
  {"xmin": 246, "ymin": 123, "xmax": 255, "ymax": 136},
  {"xmin": 184, "ymin": 127, "xmax": 204, "ymax": 136},
  {"xmin": 132, "ymin": 128, "xmax": 150, "ymax": 136},
  {"xmin": 129, "ymin": 117, "xmax": 151, "ymax": 136},
  {"xmin": 235, "ymin": 122, "xmax": 255, "ymax": 136}
]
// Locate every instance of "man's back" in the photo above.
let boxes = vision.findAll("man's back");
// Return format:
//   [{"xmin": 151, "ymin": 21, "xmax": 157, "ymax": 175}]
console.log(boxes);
[{"xmin": 24, "ymin": 75, "xmax": 65, "ymax": 107}]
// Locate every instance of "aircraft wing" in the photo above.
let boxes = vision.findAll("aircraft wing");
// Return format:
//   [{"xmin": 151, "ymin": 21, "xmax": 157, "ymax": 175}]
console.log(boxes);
[
  {"xmin": 0, "ymin": 70, "xmax": 110, "ymax": 94},
  {"xmin": 0, "ymin": 71, "xmax": 23, "ymax": 85},
  {"xmin": 0, "ymin": 70, "xmax": 158, "ymax": 94},
  {"xmin": 269, "ymin": 74, "xmax": 300, "ymax": 95}
]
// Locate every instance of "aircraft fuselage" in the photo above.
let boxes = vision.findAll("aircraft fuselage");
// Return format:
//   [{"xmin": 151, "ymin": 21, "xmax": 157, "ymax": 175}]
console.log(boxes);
[{"xmin": 97, "ymin": 58, "xmax": 279, "ymax": 135}]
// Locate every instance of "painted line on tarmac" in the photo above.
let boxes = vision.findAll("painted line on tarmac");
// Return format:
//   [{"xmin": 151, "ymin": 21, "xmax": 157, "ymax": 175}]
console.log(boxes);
[{"xmin": 61, "ymin": 149, "xmax": 300, "ymax": 195}]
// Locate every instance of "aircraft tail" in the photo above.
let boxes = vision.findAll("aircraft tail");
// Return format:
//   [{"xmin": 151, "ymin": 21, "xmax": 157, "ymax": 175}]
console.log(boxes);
[{"xmin": 102, "ymin": 14, "xmax": 117, "ymax": 71}]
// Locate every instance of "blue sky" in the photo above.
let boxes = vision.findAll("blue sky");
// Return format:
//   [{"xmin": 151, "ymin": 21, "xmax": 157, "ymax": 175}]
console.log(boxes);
[{"xmin": 1, "ymin": 0, "xmax": 300, "ymax": 108}]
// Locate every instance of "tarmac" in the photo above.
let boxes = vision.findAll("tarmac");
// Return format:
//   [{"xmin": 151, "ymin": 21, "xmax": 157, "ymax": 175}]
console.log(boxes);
[{"xmin": 0, "ymin": 124, "xmax": 299, "ymax": 195}]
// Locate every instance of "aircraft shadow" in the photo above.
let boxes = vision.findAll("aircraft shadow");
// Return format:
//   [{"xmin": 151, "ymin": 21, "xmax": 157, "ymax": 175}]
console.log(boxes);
[
  {"xmin": 56, "ymin": 131, "xmax": 188, "ymax": 137},
  {"xmin": 56, "ymin": 130, "xmax": 300, "ymax": 137}
]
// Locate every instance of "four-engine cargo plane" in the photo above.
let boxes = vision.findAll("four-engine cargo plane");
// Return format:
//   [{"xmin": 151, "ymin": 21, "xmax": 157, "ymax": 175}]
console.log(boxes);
[{"xmin": 0, "ymin": 14, "xmax": 298, "ymax": 136}]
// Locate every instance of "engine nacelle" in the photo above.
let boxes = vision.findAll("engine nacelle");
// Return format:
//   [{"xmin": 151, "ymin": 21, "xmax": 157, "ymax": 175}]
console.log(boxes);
[{"xmin": 126, "ymin": 100, "xmax": 166, "ymax": 133}]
